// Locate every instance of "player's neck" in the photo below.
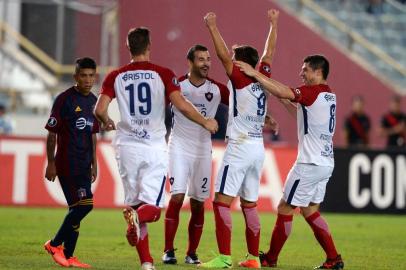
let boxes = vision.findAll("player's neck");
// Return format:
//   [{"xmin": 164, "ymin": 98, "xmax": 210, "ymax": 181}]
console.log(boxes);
[
  {"xmin": 131, "ymin": 54, "xmax": 149, "ymax": 63},
  {"xmin": 188, "ymin": 73, "xmax": 206, "ymax": 87},
  {"xmin": 74, "ymin": 86, "xmax": 90, "ymax": 96}
]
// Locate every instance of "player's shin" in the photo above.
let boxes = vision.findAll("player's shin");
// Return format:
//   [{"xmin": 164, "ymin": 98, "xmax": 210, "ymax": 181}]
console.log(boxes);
[
  {"xmin": 305, "ymin": 211, "xmax": 338, "ymax": 259},
  {"xmin": 213, "ymin": 201, "xmax": 232, "ymax": 255},
  {"xmin": 187, "ymin": 201, "xmax": 204, "ymax": 255},
  {"xmin": 242, "ymin": 205, "xmax": 260, "ymax": 256},
  {"xmin": 267, "ymin": 213, "xmax": 293, "ymax": 262}
]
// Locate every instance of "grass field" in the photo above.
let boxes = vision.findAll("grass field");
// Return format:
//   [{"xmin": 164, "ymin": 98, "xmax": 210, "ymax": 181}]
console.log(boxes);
[{"xmin": 0, "ymin": 207, "xmax": 405, "ymax": 270}]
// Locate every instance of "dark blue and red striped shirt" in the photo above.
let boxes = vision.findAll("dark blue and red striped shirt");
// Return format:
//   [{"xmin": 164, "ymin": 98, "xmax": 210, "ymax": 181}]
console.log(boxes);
[{"xmin": 45, "ymin": 87, "xmax": 99, "ymax": 176}]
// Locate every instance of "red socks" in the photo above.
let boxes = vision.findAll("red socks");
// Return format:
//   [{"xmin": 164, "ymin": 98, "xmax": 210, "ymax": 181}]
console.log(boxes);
[
  {"xmin": 305, "ymin": 211, "xmax": 338, "ymax": 259},
  {"xmin": 135, "ymin": 223, "xmax": 153, "ymax": 264},
  {"xmin": 164, "ymin": 199, "xmax": 183, "ymax": 251},
  {"xmin": 187, "ymin": 205, "xmax": 204, "ymax": 255},
  {"xmin": 213, "ymin": 201, "xmax": 232, "ymax": 255},
  {"xmin": 137, "ymin": 204, "xmax": 161, "ymax": 223},
  {"xmin": 242, "ymin": 205, "xmax": 260, "ymax": 256},
  {"xmin": 267, "ymin": 214, "xmax": 293, "ymax": 261}
]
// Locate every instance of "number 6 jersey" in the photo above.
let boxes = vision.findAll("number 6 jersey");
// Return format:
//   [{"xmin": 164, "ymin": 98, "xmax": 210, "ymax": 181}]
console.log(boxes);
[
  {"xmin": 291, "ymin": 84, "xmax": 336, "ymax": 167},
  {"xmin": 100, "ymin": 61, "xmax": 180, "ymax": 149}
]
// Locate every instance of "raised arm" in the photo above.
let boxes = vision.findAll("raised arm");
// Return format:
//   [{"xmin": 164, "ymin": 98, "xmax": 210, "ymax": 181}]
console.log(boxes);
[
  {"xmin": 261, "ymin": 9, "xmax": 279, "ymax": 65},
  {"xmin": 235, "ymin": 61, "xmax": 295, "ymax": 100},
  {"xmin": 204, "ymin": 12, "xmax": 233, "ymax": 76}
]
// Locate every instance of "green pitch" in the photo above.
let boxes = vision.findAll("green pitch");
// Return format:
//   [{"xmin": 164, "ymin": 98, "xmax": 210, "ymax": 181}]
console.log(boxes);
[{"xmin": 0, "ymin": 207, "xmax": 405, "ymax": 270}]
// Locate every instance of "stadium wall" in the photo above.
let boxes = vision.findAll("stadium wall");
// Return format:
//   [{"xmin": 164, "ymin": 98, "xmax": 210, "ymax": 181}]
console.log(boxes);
[
  {"xmin": 1, "ymin": 136, "xmax": 405, "ymax": 214},
  {"xmin": 116, "ymin": 0, "xmax": 401, "ymax": 148}
]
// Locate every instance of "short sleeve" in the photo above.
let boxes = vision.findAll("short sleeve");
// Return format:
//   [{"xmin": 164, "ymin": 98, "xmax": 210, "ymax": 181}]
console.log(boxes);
[
  {"xmin": 219, "ymin": 83, "xmax": 229, "ymax": 105},
  {"xmin": 161, "ymin": 68, "xmax": 181, "ymax": 100},
  {"xmin": 229, "ymin": 64, "xmax": 255, "ymax": 90},
  {"xmin": 290, "ymin": 85, "xmax": 329, "ymax": 106},
  {"xmin": 45, "ymin": 95, "xmax": 65, "ymax": 133},
  {"xmin": 258, "ymin": 62, "xmax": 272, "ymax": 78},
  {"xmin": 92, "ymin": 120, "xmax": 100, "ymax": 134},
  {"xmin": 100, "ymin": 70, "xmax": 119, "ymax": 99}
]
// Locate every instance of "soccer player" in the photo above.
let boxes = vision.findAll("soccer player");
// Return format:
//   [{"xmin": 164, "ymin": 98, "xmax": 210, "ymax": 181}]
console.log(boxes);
[
  {"xmin": 235, "ymin": 55, "xmax": 344, "ymax": 269},
  {"xmin": 201, "ymin": 9, "xmax": 279, "ymax": 269},
  {"xmin": 93, "ymin": 27, "xmax": 218, "ymax": 270},
  {"xmin": 44, "ymin": 57, "xmax": 99, "ymax": 268},
  {"xmin": 162, "ymin": 44, "xmax": 229, "ymax": 265}
]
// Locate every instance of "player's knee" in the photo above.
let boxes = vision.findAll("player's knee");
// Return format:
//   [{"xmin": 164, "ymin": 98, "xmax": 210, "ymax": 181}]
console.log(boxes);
[{"xmin": 171, "ymin": 193, "xmax": 185, "ymax": 204}]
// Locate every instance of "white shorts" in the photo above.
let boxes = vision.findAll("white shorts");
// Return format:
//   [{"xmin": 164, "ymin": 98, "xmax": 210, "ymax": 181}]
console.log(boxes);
[
  {"xmin": 115, "ymin": 144, "xmax": 168, "ymax": 208},
  {"xmin": 168, "ymin": 151, "xmax": 212, "ymax": 202},
  {"xmin": 215, "ymin": 142, "xmax": 265, "ymax": 202},
  {"xmin": 283, "ymin": 163, "xmax": 334, "ymax": 207}
]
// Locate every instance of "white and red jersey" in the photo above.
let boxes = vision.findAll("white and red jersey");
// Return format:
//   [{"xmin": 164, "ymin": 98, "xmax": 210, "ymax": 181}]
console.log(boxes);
[
  {"xmin": 291, "ymin": 84, "xmax": 336, "ymax": 167},
  {"xmin": 100, "ymin": 61, "xmax": 180, "ymax": 149},
  {"xmin": 169, "ymin": 75, "xmax": 228, "ymax": 157},
  {"xmin": 226, "ymin": 62, "xmax": 272, "ymax": 143}
]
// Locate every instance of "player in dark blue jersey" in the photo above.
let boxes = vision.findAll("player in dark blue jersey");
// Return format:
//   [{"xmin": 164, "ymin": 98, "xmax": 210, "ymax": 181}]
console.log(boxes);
[{"xmin": 43, "ymin": 57, "xmax": 99, "ymax": 268}]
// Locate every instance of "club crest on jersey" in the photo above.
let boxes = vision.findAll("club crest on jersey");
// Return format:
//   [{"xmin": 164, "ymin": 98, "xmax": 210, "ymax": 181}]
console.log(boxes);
[
  {"xmin": 169, "ymin": 177, "xmax": 174, "ymax": 185},
  {"xmin": 205, "ymin": 92, "xmax": 213, "ymax": 102},
  {"xmin": 47, "ymin": 117, "xmax": 57, "ymax": 127},
  {"xmin": 262, "ymin": 65, "xmax": 271, "ymax": 74},
  {"xmin": 172, "ymin": 77, "xmax": 180, "ymax": 86},
  {"xmin": 294, "ymin": 88, "xmax": 301, "ymax": 97}
]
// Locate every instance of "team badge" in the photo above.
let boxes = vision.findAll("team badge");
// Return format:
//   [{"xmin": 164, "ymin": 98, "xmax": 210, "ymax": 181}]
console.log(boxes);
[
  {"xmin": 263, "ymin": 65, "xmax": 271, "ymax": 74},
  {"xmin": 75, "ymin": 106, "xmax": 82, "ymax": 112},
  {"xmin": 172, "ymin": 77, "xmax": 180, "ymax": 86},
  {"xmin": 169, "ymin": 177, "xmax": 174, "ymax": 185},
  {"xmin": 205, "ymin": 92, "xmax": 213, "ymax": 102},
  {"xmin": 47, "ymin": 117, "xmax": 57, "ymax": 127},
  {"xmin": 77, "ymin": 188, "xmax": 87, "ymax": 199},
  {"xmin": 294, "ymin": 88, "xmax": 301, "ymax": 97}
]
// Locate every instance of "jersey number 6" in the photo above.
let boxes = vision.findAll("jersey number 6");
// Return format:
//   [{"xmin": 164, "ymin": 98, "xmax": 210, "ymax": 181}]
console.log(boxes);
[{"xmin": 125, "ymin": 82, "xmax": 152, "ymax": 116}]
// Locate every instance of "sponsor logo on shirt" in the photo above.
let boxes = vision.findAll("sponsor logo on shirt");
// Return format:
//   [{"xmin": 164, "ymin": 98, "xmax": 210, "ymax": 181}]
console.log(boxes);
[
  {"xmin": 75, "ymin": 117, "xmax": 94, "ymax": 130},
  {"xmin": 47, "ymin": 117, "xmax": 57, "ymax": 127},
  {"xmin": 75, "ymin": 106, "xmax": 82, "ymax": 112}
]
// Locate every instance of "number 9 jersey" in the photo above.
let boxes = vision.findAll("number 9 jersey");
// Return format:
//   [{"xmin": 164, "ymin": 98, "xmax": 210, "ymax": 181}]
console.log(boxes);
[
  {"xmin": 291, "ymin": 84, "xmax": 336, "ymax": 167},
  {"xmin": 100, "ymin": 61, "xmax": 180, "ymax": 149}
]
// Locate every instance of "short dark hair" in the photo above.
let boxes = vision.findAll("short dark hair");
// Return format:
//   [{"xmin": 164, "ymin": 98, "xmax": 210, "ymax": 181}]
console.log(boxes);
[
  {"xmin": 303, "ymin": 54, "xmax": 329, "ymax": 80},
  {"xmin": 127, "ymin": 27, "xmax": 150, "ymax": 56},
  {"xmin": 391, "ymin": 95, "xmax": 401, "ymax": 103},
  {"xmin": 75, "ymin": 57, "xmax": 96, "ymax": 74},
  {"xmin": 187, "ymin": 44, "xmax": 208, "ymax": 61},
  {"xmin": 233, "ymin": 45, "xmax": 259, "ymax": 68}
]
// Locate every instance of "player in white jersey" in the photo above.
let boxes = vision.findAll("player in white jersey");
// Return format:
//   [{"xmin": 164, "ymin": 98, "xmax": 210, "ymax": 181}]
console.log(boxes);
[
  {"xmin": 201, "ymin": 10, "xmax": 279, "ymax": 269},
  {"xmin": 236, "ymin": 55, "xmax": 344, "ymax": 270},
  {"xmin": 162, "ymin": 44, "xmax": 229, "ymax": 265},
  {"xmin": 94, "ymin": 27, "xmax": 218, "ymax": 270}
]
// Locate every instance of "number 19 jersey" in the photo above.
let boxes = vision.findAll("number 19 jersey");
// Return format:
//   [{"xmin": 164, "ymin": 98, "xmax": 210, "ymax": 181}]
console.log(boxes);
[{"xmin": 100, "ymin": 61, "xmax": 180, "ymax": 149}]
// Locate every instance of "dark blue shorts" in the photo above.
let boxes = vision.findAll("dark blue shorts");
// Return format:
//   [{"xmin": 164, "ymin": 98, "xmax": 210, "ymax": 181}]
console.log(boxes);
[{"xmin": 58, "ymin": 174, "xmax": 93, "ymax": 207}]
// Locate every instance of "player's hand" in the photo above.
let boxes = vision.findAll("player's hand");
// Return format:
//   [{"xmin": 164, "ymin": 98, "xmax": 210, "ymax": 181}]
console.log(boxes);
[
  {"xmin": 204, "ymin": 12, "xmax": 217, "ymax": 28},
  {"xmin": 45, "ymin": 161, "xmax": 57, "ymax": 182},
  {"xmin": 268, "ymin": 9, "xmax": 279, "ymax": 24},
  {"xmin": 102, "ymin": 118, "xmax": 116, "ymax": 131},
  {"xmin": 265, "ymin": 115, "xmax": 279, "ymax": 135},
  {"xmin": 91, "ymin": 163, "xmax": 97, "ymax": 183},
  {"xmin": 235, "ymin": 61, "xmax": 258, "ymax": 77},
  {"xmin": 204, "ymin": 118, "xmax": 219, "ymax": 134}
]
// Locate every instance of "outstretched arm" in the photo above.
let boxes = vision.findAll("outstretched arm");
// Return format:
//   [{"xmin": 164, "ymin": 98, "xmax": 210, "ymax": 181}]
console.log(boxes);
[
  {"xmin": 261, "ymin": 9, "xmax": 279, "ymax": 65},
  {"xmin": 204, "ymin": 12, "xmax": 233, "ymax": 76},
  {"xmin": 235, "ymin": 61, "xmax": 295, "ymax": 100}
]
